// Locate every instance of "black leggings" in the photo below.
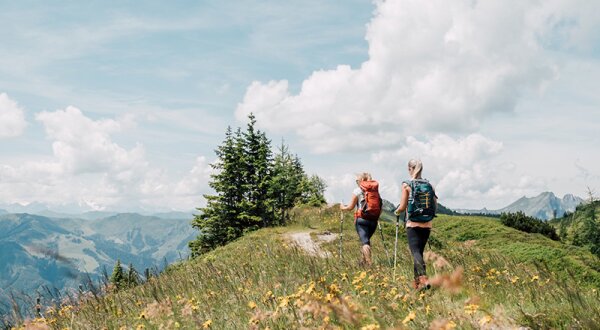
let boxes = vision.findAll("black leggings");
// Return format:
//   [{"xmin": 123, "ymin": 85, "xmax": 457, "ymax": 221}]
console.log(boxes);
[
  {"xmin": 406, "ymin": 227, "xmax": 431, "ymax": 279},
  {"xmin": 355, "ymin": 218, "xmax": 378, "ymax": 246}
]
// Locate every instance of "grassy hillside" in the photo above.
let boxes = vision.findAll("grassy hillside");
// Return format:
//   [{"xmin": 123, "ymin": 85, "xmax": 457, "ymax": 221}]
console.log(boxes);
[{"xmin": 16, "ymin": 206, "xmax": 600, "ymax": 329}]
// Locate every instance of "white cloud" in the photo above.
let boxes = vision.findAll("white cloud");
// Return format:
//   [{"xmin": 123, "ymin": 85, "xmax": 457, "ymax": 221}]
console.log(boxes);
[
  {"xmin": 370, "ymin": 134, "xmax": 546, "ymax": 209},
  {"xmin": 0, "ymin": 93, "xmax": 27, "ymax": 138},
  {"xmin": 0, "ymin": 107, "xmax": 213, "ymax": 211},
  {"xmin": 236, "ymin": 0, "xmax": 599, "ymax": 153},
  {"xmin": 35, "ymin": 106, "xmax": 142, "ymax": 175}
]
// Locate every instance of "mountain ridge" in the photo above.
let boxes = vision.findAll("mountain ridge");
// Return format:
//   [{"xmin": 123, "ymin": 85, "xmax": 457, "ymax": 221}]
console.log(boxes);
[
  {"xmin": 0, "ymin": 212, "xmax": 197, "ymax": 317},
  {"xmin": 454, "ymin": 191, "xmax": 584, "ymax": 220}
]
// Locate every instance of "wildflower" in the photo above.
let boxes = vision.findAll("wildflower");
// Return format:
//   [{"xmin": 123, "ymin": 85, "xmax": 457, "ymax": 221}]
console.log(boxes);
[
  {"xmin": 361, "ymin": 324, "xmax": 380, "ymax": 330},
  {"xmin": 370, "ymin": 306, "xmax": 377, "ymax": 311},
  {"xmin": 352, "ymin": 271, "xmax": 367, "ymax": 285},
  {"xmin": 202, "ymin": 320, "xmax": 212, "ymax": 328},
  {"xmin": 263, "ymin": 290, "xmax": 275, "ymax": 302},
  {"xmin": 139, "ymin": 312, "xmax": 147, "ymax": 320},
  {"xmin": 324, "ymin": 293, "xmax": 334, "ymax": 303},
  {"xmin": 328, "ymin": 283, "xmax": 341, "ymax": 295},
  {"xmin": 531, "ymin": 275, "xmax": 539, "ymax": 282},
  {"xmin": 305, "ymin": 282, "xmax": 316, "ymax": 294},
  {"xmin": 278, "ymin": 297, "xmax": 289, "ymax": 308},
  {"xmin": 464, "ymin": 304, "xmax": 479, "ymax": 315},
  {"xmin": 402, "ymin": 311, "xmax": 416, "ymax": 324},
  {"xmin": 479, "ymin": 315, "xmax": 492, "ymax": 326},
  {"xmin": 426, "ymin": 305, "xmax": 431, "ymax": 315},
  {"xmin": 510, "ymin": 276, "xmax": 519, "ymax": 284},
  {"xmin": 136, "ymin": 325, "xmax": 145, "ymax": 330},
  {"xmin": 174, "ymin": 322, "xmax": 181, "ymax": 328},
  {"xmin": 248, "ymin": 301, "xmax": 257, "ymax": 309}
]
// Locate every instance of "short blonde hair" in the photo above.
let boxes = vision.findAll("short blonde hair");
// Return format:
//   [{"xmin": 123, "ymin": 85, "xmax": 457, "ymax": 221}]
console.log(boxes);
[
  {"xmin": 408, "ymin": 159, "xmax": 423, "ymax": 179},
  {"xmin": 356, "ymin": 172, "xmax": 372, "ymax": 181}
]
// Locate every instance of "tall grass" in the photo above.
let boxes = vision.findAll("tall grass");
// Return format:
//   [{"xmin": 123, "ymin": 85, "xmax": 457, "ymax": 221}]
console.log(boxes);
[{"xmin": 14, "ymin": 206, "xmax": 600, "ymax": 329}]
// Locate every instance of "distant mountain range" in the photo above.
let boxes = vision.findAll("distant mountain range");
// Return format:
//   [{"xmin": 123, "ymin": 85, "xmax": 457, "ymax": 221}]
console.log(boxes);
[
  {"xmin": 454, "ymin": 192, "xmax": 584, "ymax": 220},
  {"xmin": 0, "ymin": 212, "xmax": 197, "ymax": 317}
]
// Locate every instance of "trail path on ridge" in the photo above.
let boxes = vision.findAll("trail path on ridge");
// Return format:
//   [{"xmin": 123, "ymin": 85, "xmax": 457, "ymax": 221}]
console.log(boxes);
[{"xmin": 285, "ymin": 231, "xmax": 338, "ymax": 258}]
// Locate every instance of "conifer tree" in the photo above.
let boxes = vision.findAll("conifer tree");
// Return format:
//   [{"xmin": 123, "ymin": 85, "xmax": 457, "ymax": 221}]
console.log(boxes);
[
  {"xmin": 189, "ymin": 113, "xmax": 326, "ymax": 257},
  {"xmin": 190, "ymin": 126, "xmax": 245, "ymax": 256},
  {"xmin": 240, "ymin": 114, "xmax": 273, "ymax": 228},
  {"xmin": 299, "ymin": 174, "xmax": 328, "ymax": 206},
  {"xmin": 126, "ymin": 263, "xmax": 139, "ymax": 287},
  {"xmin": 110, "ymin": 259, "xmax": 125, "ymax": 290},
  {"xmin": 270, "ymin": 141, "xmax": 305, "ymax": 224}
]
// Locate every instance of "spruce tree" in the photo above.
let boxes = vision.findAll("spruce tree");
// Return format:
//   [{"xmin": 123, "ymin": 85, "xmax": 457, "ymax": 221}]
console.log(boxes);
[
  {"xmin": 270, "ymin": 141, "xmax": 305, "ymax": 224},
  {"xmin": 110, "ymin": 259, "xmax": 125, "ymax": 290},
  {"xmin": 299, "ymin": 174, "xmax": 328, "ymax": 206},
  {"xmin": 190, "ymin": 126, "xmax": 245, "ymax": 256},
  {"xmin": 126, "ymin": 263, "xmax": 139, "ymax": 287},
  {"xmin": 240, "ymin": 114, "xmax": 273, "ymax": 228}
]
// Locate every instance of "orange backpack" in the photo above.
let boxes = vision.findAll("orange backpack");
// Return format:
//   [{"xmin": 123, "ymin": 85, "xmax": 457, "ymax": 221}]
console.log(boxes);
[{"xmin": 355, "ymin": 180, "xmax": 382, "ymax": 221}]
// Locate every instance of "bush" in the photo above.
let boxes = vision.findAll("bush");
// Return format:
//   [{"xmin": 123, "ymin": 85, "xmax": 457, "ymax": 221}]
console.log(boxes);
[{"xmin": 500, "ymin": 211, "xmax": 560, "ymax": 241}]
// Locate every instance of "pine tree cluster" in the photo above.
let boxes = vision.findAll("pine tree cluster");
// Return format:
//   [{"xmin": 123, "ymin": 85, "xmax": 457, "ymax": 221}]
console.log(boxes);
[
  {"xmin": 500, "ymin": 211, "xmax": 560, "ymax": 241},
  {"xmin": 109, "ymin": 260, "xmax": 140, "ymax": 291},
  {"xmin": 189, "ymin": 114, "xmax": 326, "ymax": 257}
]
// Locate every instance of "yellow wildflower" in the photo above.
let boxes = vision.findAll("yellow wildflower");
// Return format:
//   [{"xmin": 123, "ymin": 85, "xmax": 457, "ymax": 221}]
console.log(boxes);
[
  {"xmin": 248, "ymin": 301, "xmax": 257, "ymax": 309},
  {"xmin": 402, "ymin": 311, "xmax": 416, "ymax": 324},
  {"xmin": 510, "ymin": 276, "xmax": 519, "ymax": 284},
  {"xmin": 202, "ymin": 320, "xmax": 212, "ymax": 328},
  {"xmin": 361, "ymin": 324, "xmax": 380, "ymax": 330},
  {"xmin": 328, "ymin": 283, "xmax": 341, "ymax": 295},
  {"xmin": 531, "ymin": 275, "xmax": 539, "ymax": 282},
  {"xmin": 278, "ymin": 297, "xmax": 289, "ymax": 308},
  {"xmin": 464, "ymin": 304, "xmax": 479, "ymax": 315}
]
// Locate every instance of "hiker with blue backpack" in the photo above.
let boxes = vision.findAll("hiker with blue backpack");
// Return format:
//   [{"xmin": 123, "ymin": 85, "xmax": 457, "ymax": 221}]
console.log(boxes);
[
  {"xmin": 395, "ymin": 159, "xmax": 437, "ymax": 290},
  {"xmin": 340, "ymin": 172, "xmax": 383, "ymax": 267}
]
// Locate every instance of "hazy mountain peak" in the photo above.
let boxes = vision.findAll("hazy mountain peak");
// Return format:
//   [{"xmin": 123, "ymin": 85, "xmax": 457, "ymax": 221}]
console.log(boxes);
[{"xmin": 455, "ymin": 191, "xmax": 583, "ymax": 220}]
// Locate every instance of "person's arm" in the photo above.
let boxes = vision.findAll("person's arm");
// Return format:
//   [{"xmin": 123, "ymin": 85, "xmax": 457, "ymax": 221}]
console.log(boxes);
[
  {"xmin": 340, "ymin": 194, "xmax": 359, "ymax": 211},
  {"xmin": 394, "ymin": 183, "xmax": 410, "ymax": 215}
]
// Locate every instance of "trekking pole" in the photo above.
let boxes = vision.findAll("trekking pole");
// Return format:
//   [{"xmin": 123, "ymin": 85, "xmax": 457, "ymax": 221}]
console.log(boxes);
[
  {"xmin": 339, "ymin": 201, "xmax": 344, "ymax": 259},
  {"xmin": 393, "ymin": 212, "xmax": 400, "ymax": 280},
  {"xmin": 378, "ymin": 222, "xmax": 392, "ymax": 267}
]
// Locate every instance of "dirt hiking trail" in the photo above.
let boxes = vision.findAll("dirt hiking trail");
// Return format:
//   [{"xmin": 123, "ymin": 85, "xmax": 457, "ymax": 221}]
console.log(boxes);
[{"xmin": 285, "ymin": 231, "xmax": 338, "ymax": 258}]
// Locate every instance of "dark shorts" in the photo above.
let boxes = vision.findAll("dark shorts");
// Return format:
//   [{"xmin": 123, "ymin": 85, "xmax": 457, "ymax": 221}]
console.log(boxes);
[{"xmin": 355, "ymin": 217, "xmax": 378, "ymax": 245}]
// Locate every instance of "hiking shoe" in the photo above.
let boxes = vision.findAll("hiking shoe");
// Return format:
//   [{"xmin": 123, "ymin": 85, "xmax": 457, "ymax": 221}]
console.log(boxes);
[{"xmin": 417, "ymin": 275, "xmax": 431, "ymax": 291}]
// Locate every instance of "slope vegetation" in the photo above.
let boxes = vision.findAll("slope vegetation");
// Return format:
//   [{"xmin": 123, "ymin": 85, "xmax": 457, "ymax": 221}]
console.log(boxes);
[{"xmin": 19, "ymin": 206, "xmax": 600, "ymax": 329}]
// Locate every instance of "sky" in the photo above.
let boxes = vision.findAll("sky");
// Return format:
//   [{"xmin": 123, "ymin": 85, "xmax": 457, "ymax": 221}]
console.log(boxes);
[{"xmin": 0, "ymin": 0, "xmax": 599, "ymax": 213}]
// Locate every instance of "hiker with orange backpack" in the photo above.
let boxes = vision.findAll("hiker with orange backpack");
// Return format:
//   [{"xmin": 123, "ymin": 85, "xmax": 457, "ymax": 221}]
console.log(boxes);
[
  {"xmin": 340, "ymin": 173, "xmax": 382, "ymax": 267},
  {"xmin": 395, "ymin": 159, "xmax": 437, "ymax": 290}
]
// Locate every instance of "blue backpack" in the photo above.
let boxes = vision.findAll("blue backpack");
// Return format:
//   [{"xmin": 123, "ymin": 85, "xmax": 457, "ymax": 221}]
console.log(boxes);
[{"xmin": 404, "ymin": 179, "xmax": 436, "ymax": 222}]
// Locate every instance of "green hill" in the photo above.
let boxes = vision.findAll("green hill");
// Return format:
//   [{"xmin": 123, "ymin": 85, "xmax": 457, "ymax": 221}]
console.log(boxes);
[{"xmin": 20, "ymin": 206, "xmax": 600, "ymax": 329}]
